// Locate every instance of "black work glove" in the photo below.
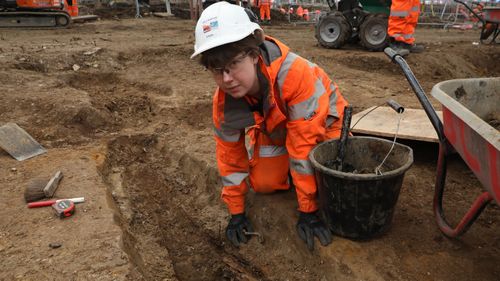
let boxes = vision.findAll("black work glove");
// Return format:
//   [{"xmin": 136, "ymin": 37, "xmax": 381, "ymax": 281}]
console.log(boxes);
[
  {"xmin": 226, "ymin": 214, "xmax": 254, "ymax": 247},
  {"xmin": 296, "ymin": 211, "xmax": 332, "ymax": 251}
]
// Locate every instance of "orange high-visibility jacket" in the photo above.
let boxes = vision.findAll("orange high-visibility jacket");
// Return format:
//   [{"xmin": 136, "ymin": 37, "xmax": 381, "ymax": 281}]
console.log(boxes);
[{"xmin": 213, "ymin": 36, "xmax": 348, "ymax": 215}]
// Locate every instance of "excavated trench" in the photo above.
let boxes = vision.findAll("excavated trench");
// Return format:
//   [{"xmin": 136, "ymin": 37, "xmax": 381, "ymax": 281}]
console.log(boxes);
[{"xmin": 99, "ymin": 134, "xmax": 268, "ymax": 280}]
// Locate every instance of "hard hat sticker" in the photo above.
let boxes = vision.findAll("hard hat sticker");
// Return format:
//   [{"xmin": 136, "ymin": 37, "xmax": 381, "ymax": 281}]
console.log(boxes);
[{"xmin": 202, "ymin": 17, "xmax": 219, "ymax": 34}]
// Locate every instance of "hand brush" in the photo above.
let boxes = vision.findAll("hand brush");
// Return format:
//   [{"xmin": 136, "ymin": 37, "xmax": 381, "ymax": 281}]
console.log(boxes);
[{"xmin": 24, "ymin": 171, "xmax": 63, "ymax": 203}]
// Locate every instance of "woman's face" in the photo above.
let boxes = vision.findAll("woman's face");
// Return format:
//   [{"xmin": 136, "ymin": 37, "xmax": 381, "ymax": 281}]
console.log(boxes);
[{"xmin": 209, "ymin": 52, "xmax": 260, "ymax": 99}]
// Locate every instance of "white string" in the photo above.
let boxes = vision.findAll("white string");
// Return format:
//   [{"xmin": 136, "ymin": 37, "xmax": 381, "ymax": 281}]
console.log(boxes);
[{"xmin": 375, "ymin": 112, "xmax": 403, "ymax": 175}]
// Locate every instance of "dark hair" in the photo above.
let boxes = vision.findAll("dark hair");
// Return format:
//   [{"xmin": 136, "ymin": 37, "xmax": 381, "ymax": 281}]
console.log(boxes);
[{"xmin": 199, "ymin": 35, "xmax": 260, "ymax": 69}]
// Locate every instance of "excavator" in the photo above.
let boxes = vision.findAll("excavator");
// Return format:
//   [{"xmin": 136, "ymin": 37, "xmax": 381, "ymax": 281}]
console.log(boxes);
[{"xmin": 0, "ymin": 0, "xmax": 78, "ymax": 28}]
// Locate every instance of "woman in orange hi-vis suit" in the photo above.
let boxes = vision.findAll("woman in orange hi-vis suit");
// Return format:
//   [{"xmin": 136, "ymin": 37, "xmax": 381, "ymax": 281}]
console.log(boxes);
[
  {"xmin": 388, "ymin": 0, "xmax": 424, "ymax": 56},
  {"xmin": 191, "ymin": 3, "xmax": 349, "ymax": 251},
  {"xmin": 259, "ymin": 0, "xmax": 271, "ymax": 23}
]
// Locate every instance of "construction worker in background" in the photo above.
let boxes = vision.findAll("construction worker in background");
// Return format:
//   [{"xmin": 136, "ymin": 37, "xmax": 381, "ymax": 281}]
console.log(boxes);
[
  {"xmin": 303, "ymin": 8, "xmax": 310, "ymax": 21},
  {"xmin": 259, "ymin": 0, "xmax": 271, "ymax": 24},
  {"xmin": 296, "ymin": 5, "xmax": 304, "ymax": 18},
  {"xmin": 64, "ymin": 0, "xmax": 78, "ymax": 17},
  {"xmin": 388, "ymin": 0, "xmax": 424, "ymax": 56},
  {"xmin": 191, "ymin": 2, "xmax": 349, "ymax": 251}
]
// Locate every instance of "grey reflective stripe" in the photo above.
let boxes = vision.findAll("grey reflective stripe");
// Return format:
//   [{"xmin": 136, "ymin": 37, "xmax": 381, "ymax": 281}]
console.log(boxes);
[
  {"xmin": 288, "ymin": 78, "xmax": 325, "ymax": 121},
  {"xmin": 328, "ymin": 83, "xmax": 339, "ymax": 118},
  {"xmin": 290, "ymin": 158, "xmax": 314, "ymax": 175},
  {"xmin": 390, "ymin": 10, "xmax": 408, "ymax": 17},
  {"xmin": 222, "ymin": 172, "xmax": 248, "ymax": 187},
  {"xmin": 247, "ymin": 145, "xmax": 254, "ymax": 159},
  {"xmin": 214, "ymin": 126, "xmax": 241, "ymax": 142},
  {"xmin": 411, "ymin": 5, "xmax": 419, "ymax": 12},
  {"xmin": 223, "ymin": 94, "xmax": 256, "ymax": 129},
  {"xmin": 326, "ymin": 83, "xmax": 339, "ymax": 128},
  {"xmin": 330, "ymin": 82, "xmax": 337, "ymax": 95},
  {"xmin": 391, "ymin": 33, "xmax": 414, "ymax": 39},
  {"xmin": 306, "ymin": 60, "xmax": 317, "ymax": 68},
  {"xmin": 277, "ymin": 52, "xmax": 299, "ymax": 100},
  {"xmin": 259, "ymin": 145, "xmax": 287, "ymax": 157}
]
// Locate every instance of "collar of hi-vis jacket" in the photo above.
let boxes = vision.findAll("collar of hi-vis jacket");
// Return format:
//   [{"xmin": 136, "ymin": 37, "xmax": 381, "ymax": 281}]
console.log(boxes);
[{"xmin": 215, "ymin": 36, "xmax": 289, "ymax": 135}]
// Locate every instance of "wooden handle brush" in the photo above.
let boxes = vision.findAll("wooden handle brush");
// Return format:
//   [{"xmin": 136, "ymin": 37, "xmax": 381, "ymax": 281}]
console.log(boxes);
[{"xmin": 24, "ymin": 171, "xmax": 63, "ymax": 203}]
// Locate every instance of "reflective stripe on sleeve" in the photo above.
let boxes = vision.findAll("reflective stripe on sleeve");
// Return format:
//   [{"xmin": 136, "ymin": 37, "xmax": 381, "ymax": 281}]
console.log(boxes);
[
  {"xmin": 306, "ymin": 60, "xmax": 317, "ymax": 68},
  {"xmin": 277, "ymin": 52, "xmax": 299, "ymax": 99},
  {"xmin": 328, "ymin": 83, "xmax": 339, "ymax": 118},
  {"xmin": 259, "ymin": 145, "xmax": 287, "ymax": 157},
  {"xmin": 288, "ymin": 78, "xmax": 326, "ymax": 121},
  {"xmin": 411, "ymin": 5, "xmax": 419, "ymax": 12},
  {"xmin": 290, "ymin": 158, "xmax": 314, "ymax": 175},
  {"xmin": 326, "ymin": 84, "xmax": 340, "ymax": 128},
  {"xmin": 214, "ymin": 126, "xmax": 241, "ymax": 142},
  {"xmin": 221, "ymin": 172, "xmax": 248, "ymax": 187}
]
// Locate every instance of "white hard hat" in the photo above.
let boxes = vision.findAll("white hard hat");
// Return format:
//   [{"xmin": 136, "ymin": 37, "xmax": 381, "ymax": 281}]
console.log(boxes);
[{"xmin": 191, "ymin": 2, "xmax": 262, "ymax": 58}]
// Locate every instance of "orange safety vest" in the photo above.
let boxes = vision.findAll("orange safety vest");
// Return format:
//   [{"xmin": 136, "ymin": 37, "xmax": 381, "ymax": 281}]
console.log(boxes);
[{"xmin": 213, "ymin": 36, "xmax": 348, "ymax": 215}]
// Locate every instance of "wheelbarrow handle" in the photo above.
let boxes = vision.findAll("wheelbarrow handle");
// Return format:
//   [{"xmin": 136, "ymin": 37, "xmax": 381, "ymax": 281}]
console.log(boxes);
[{"xmin": 383, "ymin": 47, "xmax": 445, "ymax": 142}]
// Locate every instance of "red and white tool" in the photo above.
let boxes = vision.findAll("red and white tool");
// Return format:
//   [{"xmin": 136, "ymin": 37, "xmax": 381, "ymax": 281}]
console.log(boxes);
[{"xmin": 27, "ymin": 197, "xmax": 85, "ymax": 208}]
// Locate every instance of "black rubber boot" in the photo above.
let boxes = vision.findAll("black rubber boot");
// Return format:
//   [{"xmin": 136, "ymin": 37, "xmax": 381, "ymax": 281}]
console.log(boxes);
[
  {"xmin": 389, "ymin": 41, "xmax": 410, "ymax": 57},
  {"xmin": 409, "ymin": 43, "xmax": 425, "ymax": 53}
]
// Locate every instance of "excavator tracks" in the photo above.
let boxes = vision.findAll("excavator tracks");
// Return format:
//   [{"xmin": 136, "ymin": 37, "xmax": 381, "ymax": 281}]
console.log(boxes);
[{"xmin": 0, "ymin": 11, "xmax": 71, "ymax": 28}]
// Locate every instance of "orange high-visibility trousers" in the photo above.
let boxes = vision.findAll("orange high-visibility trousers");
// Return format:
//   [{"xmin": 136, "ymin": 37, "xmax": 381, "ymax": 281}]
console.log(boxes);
[
  {"xmin": 246, "ymin": 126, "xmax": 342, "ymax": 195},
  {"xmin": 388, "ymin": 0, "xmax": 420, "ymax": 44},
  {"xmin": 247, "ymin": 128, "xmax": 290, "ymax": 193},
  {"xmin": 245, "ymin": 112, "xmax": 343, "ymax": 194},
  {"xmin": 260, "ymin": 4, "xmax": 271, "ymax": 21}
]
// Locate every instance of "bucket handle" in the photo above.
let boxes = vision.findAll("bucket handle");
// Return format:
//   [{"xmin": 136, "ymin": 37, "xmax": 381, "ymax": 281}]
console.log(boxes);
[{"xmin": 349, "ymin": 100, "xmax": 405, "ymax": 175}]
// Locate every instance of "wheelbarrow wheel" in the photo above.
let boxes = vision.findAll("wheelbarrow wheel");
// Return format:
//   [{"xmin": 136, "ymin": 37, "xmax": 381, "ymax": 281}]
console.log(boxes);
[
  {"xmin": 359, "ymin": 13, "xmax": 389, "ymax": 51},
  {"xmin": 315, "ymin": 12, "xmax": 351, "ymax": 49}
]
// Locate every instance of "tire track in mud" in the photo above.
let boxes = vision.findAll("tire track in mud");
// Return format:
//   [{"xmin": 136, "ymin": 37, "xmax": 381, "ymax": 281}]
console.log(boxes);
[{"xmin": 100, "ymin": 134, "xmax": 268, "ymax": 280}]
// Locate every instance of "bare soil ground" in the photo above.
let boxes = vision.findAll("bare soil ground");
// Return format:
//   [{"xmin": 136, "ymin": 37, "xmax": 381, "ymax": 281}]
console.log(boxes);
[{"xmin": 0, "ymin": 17, "xmax": 499, "ymax": 281}]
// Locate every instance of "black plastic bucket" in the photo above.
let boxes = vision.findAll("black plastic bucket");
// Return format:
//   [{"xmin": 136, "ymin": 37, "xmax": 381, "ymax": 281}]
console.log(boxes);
[{"xmin": 309, "ymin": 136, "xmax": 413, "ymax": 240}]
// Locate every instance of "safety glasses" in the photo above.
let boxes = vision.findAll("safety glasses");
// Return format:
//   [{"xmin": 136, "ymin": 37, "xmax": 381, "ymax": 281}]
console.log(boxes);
[{"xmin": 207, "ymin": 51, "xmax": 251, "ymax": 78}]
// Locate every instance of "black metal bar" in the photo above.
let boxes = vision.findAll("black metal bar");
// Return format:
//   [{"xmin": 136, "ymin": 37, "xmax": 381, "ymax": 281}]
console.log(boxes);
[{"xmin": 334, "ymin": 105, "xmax": 353, "ymax": 171}]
